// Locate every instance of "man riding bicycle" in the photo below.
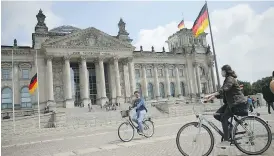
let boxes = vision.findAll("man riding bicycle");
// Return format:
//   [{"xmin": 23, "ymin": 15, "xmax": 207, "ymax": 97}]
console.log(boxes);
[{"xmin": 131, "ymin": 91, "xmax": 148, "ymax": 135}]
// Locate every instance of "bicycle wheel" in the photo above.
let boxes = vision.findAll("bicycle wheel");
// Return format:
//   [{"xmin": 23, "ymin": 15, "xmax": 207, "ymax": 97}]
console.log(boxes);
[
  {"xmin": 143, "ymin": 119, "xmax": 154, "ymax": 138},
  {"xmin": 118, "ymin": 122, "xmax": 135, "ymax": 142},
  {"xmin": 233, "ymin": 116, "xmax": 272, "ymax": 155},
  {"xmin": 176, "ymin": 122, "xmax": 214, "ymax": 156}
]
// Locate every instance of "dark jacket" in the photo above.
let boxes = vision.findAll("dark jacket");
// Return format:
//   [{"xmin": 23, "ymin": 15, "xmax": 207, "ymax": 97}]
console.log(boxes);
[
  {"xmin": 262, "ymin": 85, "xmax": 274, "ymax": 103},
  {"xmin": 217, "ymin": 76, "xmax": 246, "ymax": 107}
]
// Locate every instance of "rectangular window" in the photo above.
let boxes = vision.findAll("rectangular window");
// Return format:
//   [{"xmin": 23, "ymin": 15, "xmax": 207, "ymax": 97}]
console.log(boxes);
[
  {"xmin": 179, "ymin": 69, "xmax": 184, "ymax": 77},
  {"xmin": 169, "ymin": 69, "xmax": 174, "ymax": 77},
  {"xmin": 2, "ymin": 69, "xmax": 10, "ymax": 79},
  {"xmin": 158, "ymin": 69, "xmax": 163, "ymax": 77},
  {"xmin": 135, "ymin": 69, "xmax": 140, "ymax": 78},
  {"xmin": 22, "ymin": 69, "xmax": 29, "ymax": 79},
  {"xmin": 146, "ymin": 69, "xmax": 152, "ymax": 78}
]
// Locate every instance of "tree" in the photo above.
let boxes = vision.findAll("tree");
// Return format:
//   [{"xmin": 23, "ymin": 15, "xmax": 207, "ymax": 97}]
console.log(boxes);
[
  {"xmin": 252, "ymin": 76, "xmax": 272, "ymax": 94},
  {"xmin": 237, "ymin": 80, "xmax": 253, "ymax": 96}
]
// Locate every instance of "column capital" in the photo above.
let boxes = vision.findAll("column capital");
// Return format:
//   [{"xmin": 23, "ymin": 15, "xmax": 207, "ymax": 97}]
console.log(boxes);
[
  {"xmin": 164, "ymin": 63, "xmax": 169, "ymax": 68},
  {"xmin": 121, "ymin": 58, "xmax": 129, "ymax": 66},
  {"xmin": 208, "ymin": 61, "xmax": 214, "ymax": 67},
  {"xmin": 80, "ymin": 55, "xmax": 87, "ymax": 61},
  {"xmin": 63, "ymin": 55, "xmax": 71, "ymax": 61},
  {"xmin": 126, "ymin": 57, "xmax": 133, "ymax": 62},
  {"xmin": 193, "ymin": 61, "xmax": 199, "ymax": 67},
  {"xmin": 46, "ymin": 55, "xmax": 54, "ymax": 61},
  {"xmin": 153, "ymin": 63, "xmax": 159, "ymax": 68},
  {"xmin": 141, "ymin": 64, "xmax": 147, "ymax": 68}
]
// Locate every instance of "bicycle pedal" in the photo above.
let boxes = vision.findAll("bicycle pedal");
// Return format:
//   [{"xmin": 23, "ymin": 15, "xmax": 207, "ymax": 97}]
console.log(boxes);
[{"xmin": 221, "ymin": 147, "xmax": 227, "ymax": 150}]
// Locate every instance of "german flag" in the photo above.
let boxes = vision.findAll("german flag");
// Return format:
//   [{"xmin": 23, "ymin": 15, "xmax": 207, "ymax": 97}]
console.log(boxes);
[
  {"xmin": 29, "ymin": 73, "xmax": 38, "ymax": 94},
  {"xmin": 178, "ymin": 20, "xmax": 185, "ymax": 30},
  {"xmin": 192, "ymin": 3, "xmax": 209, "ymax": 37}
]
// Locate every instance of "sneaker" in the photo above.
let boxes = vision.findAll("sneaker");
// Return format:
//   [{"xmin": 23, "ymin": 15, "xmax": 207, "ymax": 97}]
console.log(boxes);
[{"xmin": 216, "ymin": 141, "xmax": 231, "ymax": 148}]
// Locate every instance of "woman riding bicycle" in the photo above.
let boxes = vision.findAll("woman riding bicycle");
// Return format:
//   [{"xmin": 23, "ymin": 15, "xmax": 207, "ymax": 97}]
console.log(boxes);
[{"xmin": 205, "ymin": 65, "xmax": 247, "ymax": 148}]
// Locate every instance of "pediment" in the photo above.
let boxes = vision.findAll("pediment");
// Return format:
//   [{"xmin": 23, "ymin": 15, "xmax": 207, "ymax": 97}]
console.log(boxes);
[{"xmin": 42, "ymin": 27, "xmax": 135, "ymax": 50}]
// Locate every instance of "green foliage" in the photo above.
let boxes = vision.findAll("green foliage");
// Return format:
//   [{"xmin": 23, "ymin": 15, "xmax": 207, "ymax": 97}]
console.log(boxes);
[
  {"xmin": 252, "ymin": 76, "xmax": 272, "ymax": 94},
  {"xmin": 237, "ymin": 80, "xmax": 253, "ymax": 96},
  {"xmin": 236, "ymin": 76, "xmax": 272, "ymax": 95}
]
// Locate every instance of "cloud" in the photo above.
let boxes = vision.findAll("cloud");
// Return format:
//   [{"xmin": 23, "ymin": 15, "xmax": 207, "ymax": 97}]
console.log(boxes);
[
  {"xmin": 1, "ymin": 1, "xmax": 63, "ymax": 46},
  {"xmin": 133, "ymin": 4, "xmax": 274, "ymax": 82}
]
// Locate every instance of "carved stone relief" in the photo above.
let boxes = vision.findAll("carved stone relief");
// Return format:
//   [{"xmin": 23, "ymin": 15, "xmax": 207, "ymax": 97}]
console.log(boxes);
[{"xmin": 52, "ymin": 60, "xmax": 64, "ymax": 102}]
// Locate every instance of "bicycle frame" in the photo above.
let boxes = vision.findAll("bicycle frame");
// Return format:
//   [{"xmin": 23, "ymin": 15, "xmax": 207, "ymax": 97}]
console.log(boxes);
[{"xmin": 193, "ymin": 100, "xmax": 256, "ymax": 142}]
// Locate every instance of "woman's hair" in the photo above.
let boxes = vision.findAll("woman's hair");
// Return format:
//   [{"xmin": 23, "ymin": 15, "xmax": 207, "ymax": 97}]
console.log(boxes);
[
  {"xmin": 272, "ymin": 71, "xmax": 274, "ymax": 77},
  {"xmin": 221, "ymin": 64, "xmax": 237, "ymax": 78}
]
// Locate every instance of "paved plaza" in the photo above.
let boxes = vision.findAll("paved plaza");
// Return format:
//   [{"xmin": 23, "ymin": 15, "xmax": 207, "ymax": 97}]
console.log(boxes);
[{"xmin": 2, "ymin": 107, "xmax": 274, "ymax": 156}]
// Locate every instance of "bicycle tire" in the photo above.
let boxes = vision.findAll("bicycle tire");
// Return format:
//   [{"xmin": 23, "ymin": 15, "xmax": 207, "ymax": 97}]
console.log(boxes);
[
  {"xmin": 118, "ymin": 122, "xmax": 135, "ymax": 142},
  {"xmin": 176, "ymin": 122, "xmax": 215, "ymax": 156},
  {"xmin": 233, "ymin": 116, "xmax": 272, "ymax": 155},
  {"xmin": 143, "ymin": 119, "xmax": 154, "ymax": 138}
]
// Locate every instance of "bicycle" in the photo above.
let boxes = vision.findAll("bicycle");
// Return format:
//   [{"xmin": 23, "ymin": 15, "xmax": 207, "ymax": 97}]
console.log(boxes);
[
  {"xmin": 118, "ymin": 107, "xmax": 155, "ymax": 142},
  {"xmin": 176, "ymin": 99, "xmax": 272, "ymax": 156}
]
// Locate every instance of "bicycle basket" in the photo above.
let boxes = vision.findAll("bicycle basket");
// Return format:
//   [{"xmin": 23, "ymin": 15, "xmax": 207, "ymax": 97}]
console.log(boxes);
[{"xmin": 120, "ymin": 110, "xmax": 129, "ymax": 118}]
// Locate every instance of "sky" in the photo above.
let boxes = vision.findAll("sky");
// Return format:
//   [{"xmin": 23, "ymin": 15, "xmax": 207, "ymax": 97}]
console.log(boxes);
[{"xmin": 1, "ymin": 1, "xmax": 274, "ymax": 83}]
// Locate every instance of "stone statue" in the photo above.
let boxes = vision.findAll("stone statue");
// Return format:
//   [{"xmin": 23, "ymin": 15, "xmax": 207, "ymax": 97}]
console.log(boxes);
[
  {"xmin": 13, "ymin": 39, "xmax": 17, "ymax": 47},
  {"xmin": 36, "ymin": 9, "xmax": 46, "ymax": 26},
  {"xmin": 151, "ymin": 46, "xmax": 154, "ymax": 52},
  {"xmin": 140, "ymin": 46, "xmax": 143, "ymax": 51},
  {"xmin": 118, "ymin": 18, "xmax": 128, "ymax": 35},
  {"xmin": 206, "ymin": 44, "xmax": 212, "ymax": 54}
]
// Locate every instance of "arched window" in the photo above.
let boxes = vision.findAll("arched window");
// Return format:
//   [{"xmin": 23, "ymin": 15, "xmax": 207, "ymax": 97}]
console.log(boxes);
[
  {"xmin": 21, "ymin": 87, "xmax": 32, "ymax": 108},
  {"xmin": 159, "ymin": 82, "xmax": 165, "ymax": 98},
  {"xmin": 1, "ymin": 87, "xmax": 12, "ymax": 109},
  {"xmin": 180, "ymin": 82, "xmax": 186, "ymax": 96},
  {"xmin": 136, "ymin": 83, "xmax": 142, "ymax": 96},
  {"xmin": 147, "ymin": 83, "xmax": 154, "ymax": 100},
  {"xmin": 170, "ymin": 82, "xmax": 175, "ymax": 97}
]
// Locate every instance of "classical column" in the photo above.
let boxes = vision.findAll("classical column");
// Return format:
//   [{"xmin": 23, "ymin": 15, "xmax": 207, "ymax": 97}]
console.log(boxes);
[
  {"xmin": 209, "ymin": 62, "xmax": 217, "ymax": 92},
  {"xmin": 13, "ymin": 62, "xmax": 20, "ymax": 105},
  {"xmin": 175, "ymin": 65, "xmax": 183, "ymax": 98},
  {"xmin": 164, "ymin": 64, "xmax": 171, "ymax": 98},
  {"xmin": 98, "ymin": 57, "xmax": 108, "ymax": 105},
  {"xmin": 113, "ymin": 57, "xmax": 122, "ymax": 103},
  {"xmin": 95, "ymin": 60, "xmax": 101, "ymax": 104},
  {"xmin": 63, "ymin": 56, "xmax": 74, "ymax": 108},
  {"xmin": 128, "ymin": 57, "xmax": 136, "ymax": 98},
  {"xmin": 194, "ymin": 62, "xmax": 202, "ymax": 95},
  {"xmin": 184, "ymin": 64, "xmax": 192, "ymax": 95},
  {"xmin": 108, "ymin": 63, "xmax": 116, "ymax": 104},
  {"xmin": 153, "ymin": 64, "xmax": 160, "ymax": 100},
  {"xmin": 141, "ymin": 64, "xmax": 148, "ymax": 99},
  {"xmin": 122, "ymin": 59, "xmax": 131, "ymax": 102},
  {"xmin": 46, "ymin": 56, "xmax": 56, "ymax": 111},
  {"xmin": 79, "ymin": 56, "xmax": 90, "ymax": 107}
]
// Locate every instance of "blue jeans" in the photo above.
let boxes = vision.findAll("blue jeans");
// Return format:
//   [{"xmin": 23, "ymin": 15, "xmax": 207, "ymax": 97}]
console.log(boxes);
[{"xmin": 132, "ymin": 110, "xmax": 146, "ymax": 132}]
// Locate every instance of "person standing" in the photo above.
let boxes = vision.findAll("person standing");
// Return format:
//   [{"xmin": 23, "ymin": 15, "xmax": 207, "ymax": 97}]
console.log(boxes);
[
  {"xmin": 257, "ymin": 98, "xmax": 261, "ymax": 108},
  {"xmin": 262, "ymin": 71, "xmax": 274, "ymax": 114},
  {"xmin": 247, "ymin": 96, "xmax": 253, "ymax": 112}
]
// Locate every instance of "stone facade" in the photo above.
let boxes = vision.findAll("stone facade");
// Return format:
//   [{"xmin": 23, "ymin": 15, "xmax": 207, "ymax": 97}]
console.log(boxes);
[{"xmin": 1, "ymin": 10, "xmax": 216, "ymax": 111}]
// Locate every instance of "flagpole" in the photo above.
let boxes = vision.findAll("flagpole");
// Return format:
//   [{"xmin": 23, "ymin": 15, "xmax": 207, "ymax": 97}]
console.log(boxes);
[
  {"xmin": 12, "ymin": 49, "xmax": 15, "ymax": 133},
  {"xmin": 205, "ymin": 1, "xmax": 221, "ymax": 92},
  {"xmin": 205, "ymin": 1, "xmax": 223, "ymax": 105},
  {"xmin": 36, "ymin": 49, "xmax": 41, "ymax": 129}
]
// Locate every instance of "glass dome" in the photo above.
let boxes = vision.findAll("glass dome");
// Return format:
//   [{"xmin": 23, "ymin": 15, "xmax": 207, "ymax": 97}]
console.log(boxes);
[{"xmin": 49, "ymin": 25, "xmax": 81, "ymax": 34}]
